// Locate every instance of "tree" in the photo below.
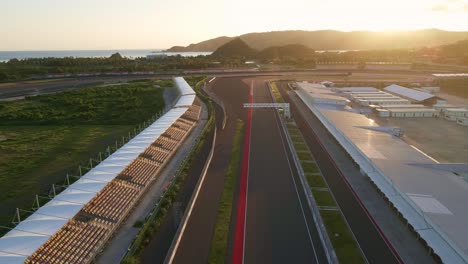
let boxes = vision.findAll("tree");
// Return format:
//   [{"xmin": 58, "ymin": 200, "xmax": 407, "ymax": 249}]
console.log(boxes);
[{"xmin": 110, "ymin": 52, "xmax": 123, "ymax": 60}]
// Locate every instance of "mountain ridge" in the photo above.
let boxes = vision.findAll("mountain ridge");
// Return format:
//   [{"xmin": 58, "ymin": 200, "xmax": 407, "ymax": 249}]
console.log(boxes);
[{"xmin": 166, "ymin": 29, "xmax": 468, "ymax": 52}]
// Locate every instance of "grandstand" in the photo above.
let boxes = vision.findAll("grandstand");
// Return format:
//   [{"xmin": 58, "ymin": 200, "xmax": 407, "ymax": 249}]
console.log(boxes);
[{"xmin": 0, "ymin": 77, "xmax": 202, "ymax": 264}]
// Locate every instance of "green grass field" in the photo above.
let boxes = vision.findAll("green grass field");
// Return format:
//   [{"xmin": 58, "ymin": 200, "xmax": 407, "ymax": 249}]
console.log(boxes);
[{"xmin": 0, "ymin": 80, "xmax": 167, "ymax": 230}]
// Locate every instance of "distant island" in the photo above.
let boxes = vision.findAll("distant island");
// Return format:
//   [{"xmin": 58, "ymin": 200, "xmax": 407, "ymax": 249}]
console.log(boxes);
[{"xmin": 166, "ymin": 29, "xmax": 468, "ymax": 52}]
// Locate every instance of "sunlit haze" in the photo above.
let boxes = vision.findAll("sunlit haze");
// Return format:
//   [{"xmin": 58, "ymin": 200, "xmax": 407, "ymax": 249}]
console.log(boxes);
[{"xmin": 1, "ymin": 0, "xmax": 468, "ymax": 50}]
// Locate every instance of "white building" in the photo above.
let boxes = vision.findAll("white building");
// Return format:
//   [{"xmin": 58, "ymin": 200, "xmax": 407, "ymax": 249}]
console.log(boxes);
[
  {"xmin": 334, "ymin": 87, "xmax": 378, "ymax": 92},
  {"xmin": 456, "ymin": 118, "xmax": 468, "ymax": 126},
  {"xmin": 384, "ymin": 84, "xmax": 435, "ymax": 103},
  {"xmin": 388, "ymin": 108, "xmax": 438, "ymax": 118},
  {"xmin": 444, "ymin": 108, "xmax": 468, "ymax": 121}
]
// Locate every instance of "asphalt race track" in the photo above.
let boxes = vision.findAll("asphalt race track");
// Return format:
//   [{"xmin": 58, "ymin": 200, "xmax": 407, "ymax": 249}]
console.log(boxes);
[
  {"xmin": 278, "ymin": 82, "xmax": 402, "ymax": 264},
  {"xmin": 239, "ymin": 79, "xmax": 327, "ymax": 264},
  {"xmin": 169, "ymin": 77, "xmax": 327, "ymax": 264},
  {"xmin": 169, "ymin": 77, "xmax": 250, "ymax": 264}
]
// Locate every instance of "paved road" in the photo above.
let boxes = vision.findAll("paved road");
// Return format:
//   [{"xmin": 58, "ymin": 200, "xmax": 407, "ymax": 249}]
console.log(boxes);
[
  {"xmin": 238, "ymin": 79, "xmax": 327, "ymax": 264},
  {"xmin": 169, "ymin": 77, "xmax": 249, "ymax": 264},
  {"xmin": 0, "ymin": 70, "xmax": 433, "ymax": 100}
]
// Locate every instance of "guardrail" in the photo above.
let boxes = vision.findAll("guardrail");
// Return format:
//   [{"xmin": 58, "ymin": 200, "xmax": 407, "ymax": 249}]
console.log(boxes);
[
  {"xmin": 202, "ymin": 80, "xmax": 227, "ymax": 130},
  {"xmin": 164, "ymin": 126, "xmax": 217, "ymax": 264}
]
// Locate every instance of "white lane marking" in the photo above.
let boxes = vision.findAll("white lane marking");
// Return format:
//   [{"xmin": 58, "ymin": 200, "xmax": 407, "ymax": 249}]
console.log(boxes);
[
  {"xmin": 270, "ymin": 86, "xmax": 320, "ymax": 263},
  {"xmin": 167, "ymin": 129, "xmax": 216, "ymax": 264}
]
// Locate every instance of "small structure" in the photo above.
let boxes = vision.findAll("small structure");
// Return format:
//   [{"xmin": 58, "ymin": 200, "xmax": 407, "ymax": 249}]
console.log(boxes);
[
  {"xmin": 244, "ymin": 103, "xmax": 291, "ymax": 118},
  {"xmin": 444, "ymin": 108, "xmax": 468, "ymax": 121},
  {"xmin": 433, "ymin": 104, "xmax": 457, "ymax": 113},
  {"xmin": 382, "ymin": 104, "xmax": 427, "ymax": 109},
  {"xmin": 376, "ymin": 109, "xmax": 390, "ymax": 117},
  {"xmin": 456, "ymin": 118, "xmax": 468, "ymax": 126},
  {"xmin": 384, "ymin": 84, "xmax": 435, "ymax": 103},
  {"xmin": 358, "ymin": 98, "xmax": 411, "ymax": 106},
  {"xmin": 321, "ymin": 81, "xmax": 335, "ymax": 87},
  {"xmin": 334, "ymin": 87, "xmax": 378, "ymax": 92},
  {"xmin": 388, "ymin": 108, "xmax": 438, "ymax": 118}
]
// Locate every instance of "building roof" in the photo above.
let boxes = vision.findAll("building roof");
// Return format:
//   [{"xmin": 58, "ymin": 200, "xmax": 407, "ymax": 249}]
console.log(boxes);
[
  {"xmin": 175, "ymin": 94, "xmax": 196, "ymax": 108},
  {"xmin": 335, "ymin": 87, "xmax": 378, "ymax": 92},
  {"xmin": 445, "ymin": 108, "xmax": 468, "ymax": 113},
  {"xmin": 0, "ymin": 77, "xmax": 196, "ymax": 263},
  {"xmin": 174, "ymin": 77, "xmax": 196, "ymax": 96},
  {"xmin": 382, "ymin": 104, "xmax": 427, "ymax": 109},
  {"xmin": 388, "ymin": 108, "xmax": 436, "ymax": 113},
  {"xmin": 296, "ymin": 82, "xmax": 350, "ymax": 104},
  {"xmin": 297, "ymin": 92, "xmax": 468, "ymax": 263},
  {"xmin": 384, "ymin": 84, "xmax": 435, "ymax": 102}
]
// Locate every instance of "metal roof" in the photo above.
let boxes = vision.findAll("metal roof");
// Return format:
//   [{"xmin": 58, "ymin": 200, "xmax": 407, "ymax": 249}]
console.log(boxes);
[
  {"xmin": 0, "ymin": 77, "xmax": 196, "ymax": 263},
  {"xmin": 335, "ymin": 87, "xmax": 379, "ymax": 92},
  {"xmin": 382, "ymin": 104, "xmax": 427, "ymax": 109},
  {"xmin": 297, "ymin": 91, "xmax": 468, "ymax": 263},
  {"xmin": 175, "ymin": 94, "xmax": 196, "ymax": 108},
  {"xmin": 384, "ymin": 84, "xmax": 435, "ymax": 102},
  {"xmin": 174, "ymin": 77, "xmax": 196, "ymax": 96},
  {"xmin": 388, "ymin": 108, "xmax": 436, "ymax": 113}
]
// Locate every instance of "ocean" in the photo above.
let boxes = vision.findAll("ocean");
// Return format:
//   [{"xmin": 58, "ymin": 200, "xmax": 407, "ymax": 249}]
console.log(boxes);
[{"xmin": 0, "ymin": 49, "xmax": 212, "ymax": 62}]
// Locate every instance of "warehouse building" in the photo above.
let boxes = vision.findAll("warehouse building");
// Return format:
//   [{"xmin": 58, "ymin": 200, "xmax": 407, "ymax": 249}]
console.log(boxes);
[{"xmin": 384, "ymin": 84, "xmax": 436, "ymax": 103}]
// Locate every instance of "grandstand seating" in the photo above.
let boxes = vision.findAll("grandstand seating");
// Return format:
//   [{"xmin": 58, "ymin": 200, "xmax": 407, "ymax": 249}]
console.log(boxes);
[
  {"xmin": 25, "ymin": 101, "xmax": 202, "ymax": 264},
  {"xmin": 26, "ymin": 218, "xmax": 112, "ymax": 264}
]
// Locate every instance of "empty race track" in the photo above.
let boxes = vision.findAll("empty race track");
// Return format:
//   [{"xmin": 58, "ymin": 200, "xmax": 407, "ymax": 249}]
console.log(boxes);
[
  {"xmin": 233, "ymin": 79, "xmax": 327, "ymax": 264},
  {"xmin": 169, "ymin": 77, "xmax": 327, "ymax": 264}
]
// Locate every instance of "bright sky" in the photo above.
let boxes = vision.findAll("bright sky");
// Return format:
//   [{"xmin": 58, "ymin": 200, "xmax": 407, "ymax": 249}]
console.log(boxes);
[{"xmin": 1, "ymin": 0, "xmax": 467, "ymax": 51}]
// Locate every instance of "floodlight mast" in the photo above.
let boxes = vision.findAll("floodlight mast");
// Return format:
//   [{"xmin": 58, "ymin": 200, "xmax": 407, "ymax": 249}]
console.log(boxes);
[{"xmin": 243, "ymin": 103, "xmax": 291, "ymax": 118}]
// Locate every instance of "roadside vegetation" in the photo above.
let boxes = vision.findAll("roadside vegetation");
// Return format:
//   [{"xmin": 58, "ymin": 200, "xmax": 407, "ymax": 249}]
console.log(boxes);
[
  {"xmin": 285, "ymin": 121, "xmax": 365, "ymax": 264},
  {"xmin": 121, "ymin": 76, "xmax": 212, "ymax": 264},
  {"xmin": 208, "ymin": 120, "xmax": 245, "ymax": 263},
  {"xmin": 0, "ymin": 80, "xmax": 168, "ymax": 231}
]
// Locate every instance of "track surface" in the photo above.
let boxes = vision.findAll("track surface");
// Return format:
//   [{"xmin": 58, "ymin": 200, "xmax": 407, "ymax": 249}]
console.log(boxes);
[
  {"xmin": 239, "ymin": 79, "xmax": 327, "ymax": 264},
  {"xmin": 278, "ymin": 82, "xmax": 402, "ymax": 264},
  {"xmin": 170, "ymin": 77, "xmax": 327, "ymax": 264},
  {"xmin": 169, "ymin": 77, "xmax": 249, "ymax": 264}
]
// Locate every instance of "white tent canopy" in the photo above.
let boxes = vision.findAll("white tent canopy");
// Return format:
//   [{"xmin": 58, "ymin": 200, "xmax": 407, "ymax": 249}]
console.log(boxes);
[{"xmin": 174, "ymin": 77, "xmax": 196, "ymax": 96}]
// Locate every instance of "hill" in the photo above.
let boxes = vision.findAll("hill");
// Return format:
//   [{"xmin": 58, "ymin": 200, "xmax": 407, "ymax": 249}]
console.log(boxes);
[
  {"xmin": 167, "ymin": 36, "xmax": 233, "ymax": 52},
  {"xmin": 211, "ymin": 38, "xmax": 256, "ymax": 58},
  {"xmin": 166, "ymin": 29, "xmax": 468, "ymax": 52},
  {"xmin": 440, "ymin": 39, "xmax": 468, "ymax": 57},
  {"xmin": 257, "ymin": 44, "xmax": 315, "ymax": 60}
]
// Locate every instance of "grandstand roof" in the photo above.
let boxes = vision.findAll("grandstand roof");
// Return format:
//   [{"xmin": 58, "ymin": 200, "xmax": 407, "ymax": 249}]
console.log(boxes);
[
  {"xmin": 384, "ymin": 84, "xmax": 435, "ymax": 102},
  {"xmin": 174, "ymin": 77, "xmax": 196, "ymax": 96},
  {"xmin": 0, "ymin": 76, "xmax": 195, "ymax": 263},
  {"xmin": 175, "ymin": 94, "xmax": 196, "ymax": 108}
]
